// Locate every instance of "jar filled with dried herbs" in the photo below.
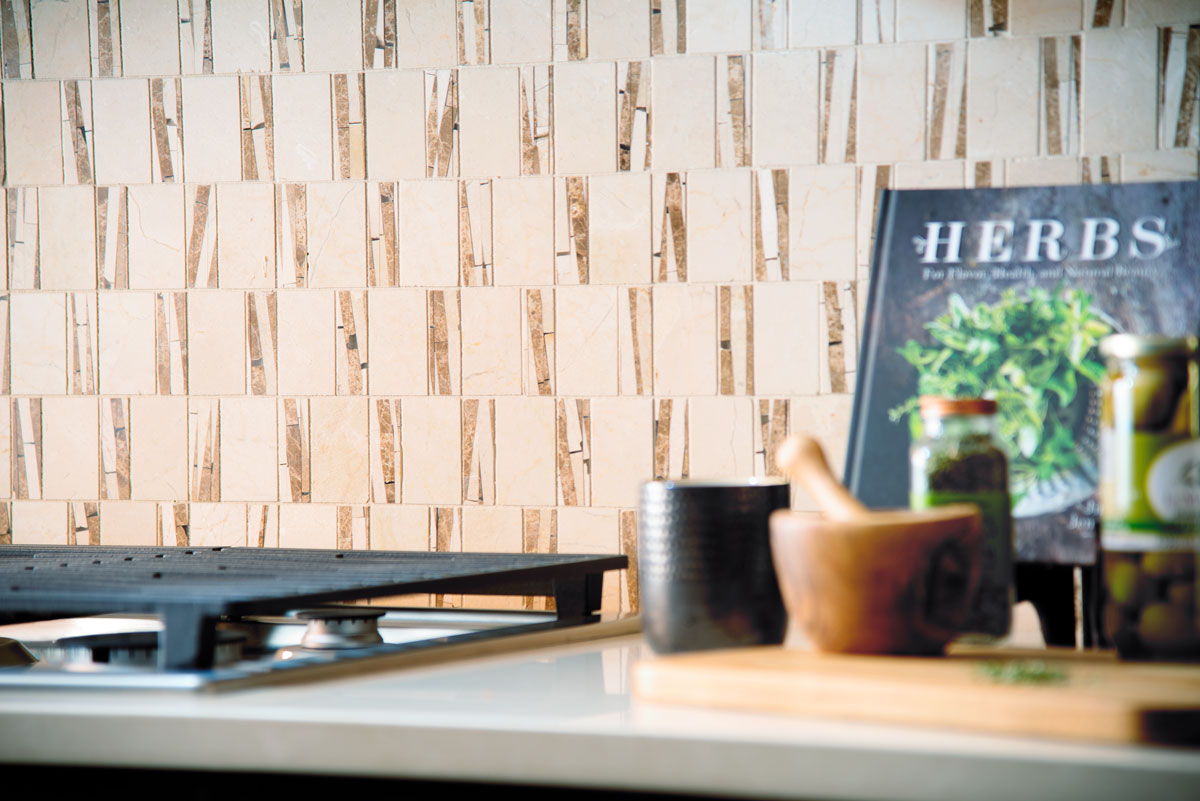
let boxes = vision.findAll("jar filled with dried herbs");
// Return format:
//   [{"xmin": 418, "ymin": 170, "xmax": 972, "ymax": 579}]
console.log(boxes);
[{"xmin": 911, "ymin": 397, "xmax": 1013, "ymax": 638}]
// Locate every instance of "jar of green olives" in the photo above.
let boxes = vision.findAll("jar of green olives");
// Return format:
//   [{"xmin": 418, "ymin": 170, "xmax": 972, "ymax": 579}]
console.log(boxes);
[{"xmin": 1098, "ymin": 334, "xmax": 1200, "ymax": 660}]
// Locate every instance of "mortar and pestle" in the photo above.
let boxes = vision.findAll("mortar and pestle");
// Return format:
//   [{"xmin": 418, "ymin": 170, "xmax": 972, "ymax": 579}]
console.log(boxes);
[{"xmin": 770, "ymin": 436, "xmax": 984, "ymax": 655}]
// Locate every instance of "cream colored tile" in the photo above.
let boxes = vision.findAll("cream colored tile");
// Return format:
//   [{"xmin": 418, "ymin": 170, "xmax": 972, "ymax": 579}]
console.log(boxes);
[
  {"xmin": 1011, "ymin": 0, "xmax": 1082, "ymax": 34},
  {"xmin": 1128, "ymin": 0, "xmax": 1200, "ymax": 24},
  {"xmin": 461, "ymin": 287, "xmax": 522, "ymax": 395},
  {"xmin": 688, "ymin": 397, "xmax": 754, "ymax": 479},
  {"xmin": 98, "ymin": 502, "xmax": 157, "ymax": 545},
  {"xmin": 0, "ymin": 399, "xmax": 10, "ymax": 498},
  {"xmin": 589, "ymin": 397, "xmax": 652, "ymax": 507},
  {"xmin": 0, "ymin": 197, "xmax": 7, "ymax": 292},
  {"xmin": 687, "ymin": 0, "xmax": 751, "ymax": 52},
  {"xmin": 10, "ymin": 294, "xmax": 64, "ymax": 395},
  {"xmin": 188, "ymin": 291, "xmax": 246, "ymax": 395},
  {"xmin": 652, "ymin": 57, "xmax": 715, "ymax": 170},
  {"xmin": 393, "ymin": 0, "xmax": 457, "ymax": 67},
  {"xmin": 861, "ymin": 0, "xmax": 897, "ymax": 43},
  {"xmin": 588, "ymin": 173, "xmax": 649, "ymax": 284},
  {"xmin": 273, "ymin": 73, "xmax": 333, "ymax": 180},
  {"xmin": 370, "ymin": 505, "xmax": 431, "ymax": 550},
  {"xmin": 306, "ymin": 182, "xmax": 366, "ymax": 287},
  {"xmin": 556, "ymin": 506, "xmax": 620, "ymax": 607},
  {"xmin": 4, "ymin": 82, "xmax": 63, "ymax": 184},
  {"xmin": 458, "ymin": 67, "xmax": 520, "ymax": 178},
  {"xmin": 1084, "ymin": 28, "xmax": 1157, "ymax": 155},
  {"xmin": 11, "ymin": 502, "xmax": 67, "ymax": 544},
  {"xmin": 555, "ymin": 286, "xmax": 617, "ymax": 395},
  {"xmin": 858, "ymin": 44, "xmax": 925, "ymax": 163},
  {"xmin": 181, "ymin": 77, "xmax": 241, "ymax": 182},
  {"xmin": 130, "ymin": 397, "xmax": 188, "ymax": 500},
  {"xmin": 753, "ymin": 51, "xmax": 818, "ymax": 166},
  {"xmin": 367, "ymin": 289, "xmax": 427, "ymax": 395},
  {"xmin": 461, "ymin": 505, "xmax": 522, "ymax": 555},
  {"xmin": 400, "ymin": 397, "xmax": 461, "ymax": 505},
  {"xmin": 38, "ymin": 186, "xmax": 95, "ymax": 290},
  {"xmin": 277, "ymin": 289, "xmax": 334, "ymax": 395},
  {"xmin": 790, "ymin": 0, "xmax": 856, "ymax": 46},
  {"xmin": 652, "ymin": 284, "xmax": 715, "ymax": 395},
  {"xmin": 118, "ymin": 0, "xmax": 180, "ymax": 75},
  {"xmin": 554, "ymin": 61, "xmax": 616, "ymax": 174},
  {"xmin": 9, "ymin": 189, "xmax": 39, "ymax": 288},
  {"xmin": 1123, "ymin": 150, "xmax": 1200, "ymax": 181},
  {"xmin": 98, "ymin": 292, "xmax": 155, "ymax": 394},
  {"xmin": 308, "ymin": 397, "xmax": 368, "ymax": 503},
  {"xmin": 210, "ymin": 0, "xmax": 271, "ymax": 73},
  {"xmin": 894, "ymin": 160, "xmax": 966, "ymax": 188},
  {"xmin": 301, "ymin": 0, "xmax": 363, "ymax": 72},
  {"xmin": 364, "ymin": 71, "xmax": 426, "ymax": 180},
  {"xmin": 127, "ymin": 185, "xmax": 185, "ymax": 289},
  {"xmin": 1005, "ymin": 156, "xmax": 1080, "ymax": 186},
  {"xmin": 276, "ymin": 503, "xmax": 333, "ymax": 548},
  {"xmin": 754, "ymin": 282, "xmax": 819, "ymax": 395},
  {"xmin": 493, "ymin": 397, "xmax": 555, "ymax": 506},
  {"xmin": 897, "ymin": 0, "xmax": 967, "ymax": 40},
  {"xmin": 788, "ymin": 164, "xmax": 857, "ymax": 281},
  {"xmin": 189, "ymin": 502, "xmax": 248, "ymax": 546},
  {"xmin": 492, "ymin": 177, "xmax": 555, "ymax": 285},
  {"xmin": 967, "ymin": 37, "xmax": 1039, "ymax": 159},
  {"xmin": 220, "ymin": 398, "xmax": 277, "ymax": 501},
  {"xmin": 490, "ymin": 0, "xmax": 552, "ymax": 63},
  {"xmin": 588, "ymin": 0, "xmax": 649, "ymax": 60},
  {"xmin": 31, "ymin": 0, "xmax": 90, "ymax": 79},
  {"xmin": 213, "ymin": 183, "xmax": 275, "ymax": 288},
  {"xmin": 398, "ymin": 180, "xmax": 459, "ymax": 285},
  {"xmin": 788, "ymin": 394, "xmax": 854, "ymax": 510},
  {"xmin": 40, "ymin": 398, "xmax": 98, "ymax": 500},
  {"xmin": 91, "ymin": 79, "xmax": 151, "ymax": 183},
  {"xmin": 687, "ymin": 170, "xmax": 752, "ymax": 283}
]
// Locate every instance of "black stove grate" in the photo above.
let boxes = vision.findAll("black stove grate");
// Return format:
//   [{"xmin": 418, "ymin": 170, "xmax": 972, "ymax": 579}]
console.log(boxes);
[{"xmin": 1, "ymin": 545, "xmax": 626, "ymax": 669}]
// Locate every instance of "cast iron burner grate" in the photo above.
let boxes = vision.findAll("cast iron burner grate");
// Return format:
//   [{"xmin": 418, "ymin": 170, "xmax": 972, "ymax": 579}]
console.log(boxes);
[{"xmin": 0, "ymin": 545, "xmax": 626, "ymax": 670}]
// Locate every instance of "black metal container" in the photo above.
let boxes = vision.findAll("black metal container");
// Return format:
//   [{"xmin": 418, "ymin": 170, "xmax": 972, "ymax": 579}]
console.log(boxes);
[{"xmin": 638, "ymin": 479, "xmax": 790, "ymax": 654}]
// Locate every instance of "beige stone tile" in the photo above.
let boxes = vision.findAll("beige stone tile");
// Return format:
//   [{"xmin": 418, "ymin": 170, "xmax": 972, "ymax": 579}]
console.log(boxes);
[
  {"xmin": 30, "ymin": 0, "xmax": 90, "ymax": 79},
  {"xmin": 1010, "ymin": 0, "xmax": 1083, "ymax": 34},
  {"xmin": 790, "ymin": 0, "xmax": 856, "ymax": 46},
  {"xmin": 458, "ymin": 67, "xmax": 520, "ymax": 178},
  {"xmin": 3, "ymin": 82, "xmax": 63, "ymax": 185},
  {"xmin": 398, "ymin": 180, "xmax": 459, "ymax": 285},
  {"xmin": 309, "ymin": 397, "xmax": 368, "ymax": 503},
  {"xmin": 1005, "ymin": 156, "xmax": 1080, "ymax": 186},
  {"xmin": 9, "ymin": 189, "xmax": 38, "ymax": 289},
  {"xmin": 213, "ymin": 183, "xmax": 274, "ymax": 289},
  {"xmin": 400, "ymin": 397, "xmax": 461, "ymax": 505},
  {"xmin": 188, "ymin": 291, "xmax": 246, "ymax": 395},
  {"xmin": 556, "ymin": 506, "xmax": 620, "ymax": 607},
  {"xmin": 652, "ymin": 57, "xmax": 715, "ymax": 170},
  {"xmin": 119, "ymin": 0, "xmax": 181, "ymax": 75},
  {"xmin": 1123, "ymin": 150, "xmax": 1200, "ymax": 181},
  {"xmin": 189, "ymin": 502, "xmax": 248, "ymax": 547},
  {"xmin": 210, "ymin": 0, "xmax": 271, "ymax": 73},
  {"xmin": 459, "ymin": 507, "xmax": 524, "ymax": 606},
  {"xmin": 98, "ymin": 292, "xmax": 155, "ymax": 394},
  {"xmin": 858, "ymin": 44, "xmax": 925, "ymax": 163},
  {"xmin": 788, "ymin": 394, "xmax": 854, "ymax": 510},
  {"xmin": 753, "ymin": 51, "xmax": 818, "ymax": 166},
  {"xmin": 554, "ymin": 61, "xmax": 616, "ymax": 174},
  {"xmin": 461, "ymin": 287, "xmax": 523, "ymax": 395},
  {"xmin": 393, "ymin": 0, "xmax": 457, "ymax": 68},
  {"xmin": 364, "ymin": 71, "xmax": 426, "ymax": 180},
  {"xmin": 10, "ymin": 294, "xmax": 65, "ymax": 394},
  {"xmin": 897, "ymin": 0, "xmax": 967, "ymax": 40},
  {"xmin": 91, "ymin": 79, "xmax": 151, "ymax": 184},
  {"xmin": 589, "ymin": 172, "xmax": 650, "ymax": 284},
  {"xmin": 220, "ymin": 398, "xmax": 277, "ymax": 501},
  {"xmin": 99, "ymin": 502, "xmax": 158, "ymax": 545},
  {"xmin": 492, "ymin": 177, "xmax": 555, "ymax": 285},
  {"xmin": 130, "ymin": 397, "xmax": 188, "ymax": 501},
  {"xmin": 1127, "ymin": 0, "xmax": 1200, "ymax": 24},
  {"xmin": 273, "ymin": 73, "xmax": 333, "ymax": 181},
  {"xmin": 689, "ymin": 397, "xmax": 754, "ymax": 479},
  {"xmin": 40, "ymin": 398, "xmax": 98, "ymax": 500},
  {"xmin": 589, "ymin": 397, "xmax": 652, "ymax": 507},
  {"xmin": 300, "ymin": 0, "xmax": 363, "ymax": 72},
  {"xmin": 126, "ymin": 185, "xmax": 186, "ymax": 289},
  {"xmin": 893, "ymin": 160, "xmax": 966, "ymax": 188},
  {"xmin": 754, "ymin": 282, "xmax": 819, "ymax": 395},
  {"xmin": 181, "ymin": 77, "xmax": 241, "ymax": 183},
  {"xmin": 493, "ymin": 397, "xmax": 556, "ymax": 506},
  {"xmin": 367, "ymin": 289, "xmax": 427, "ymax": 395},
  {"xmin": 277, "ymin": 503, "xmax": 335, "ymax": 548},
  {"xmin": 11, "ymin": 502, "xmax": 67, "ymax": 544},
  {"xmin": 37, "ymin": 186, "xmax": 95, "ymax": 290},
  {"xmin": 653, "ymin": 284, "xmax": 716, "ymax": 395},
  {"xmin": 587, "ymin": 0, "xmax": 649, "ymax": 60},
  {"xmin": 490, "ymin": 0, "xmax": 552, "ymax": 63},
  {"xmin": 277, "ymin": 289, "xmax": 334, "ymax": 395},
  {"xmin": 556, "ymin": 286, "xmax": 618, "ymax": 396},
  {"xmin": 0, "ymin": 398, "xmax": 10, "ymax": 498},
  {"xmin": 370, "ymin": 505, "xmax": 432, "ymax": 550},
  {"xmin": 306, "ymin": 183, "xmax": 366, "ymax": 287},
  {"xmin": 1084, "ymin": 28, "xmax": 1157, "ymax": 155},
  {"xmin": 687, "ymin": 0, "xmax": 751, "ymax": 52},
  {"xmin": 687, "ymin": 170, "xmax": 752, "ymax": 283},
  {"xmin": 788, "ymin": 164, "xmax": 857, "ymax": 281},
  {"xmin": 967, "ymin": 37, "xmax": 1039, "ymax": 160}
]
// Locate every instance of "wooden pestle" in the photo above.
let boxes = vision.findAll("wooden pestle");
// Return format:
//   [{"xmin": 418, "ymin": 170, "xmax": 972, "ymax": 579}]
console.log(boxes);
[{"xmin": 775, "ymin": 436, "xmax": 869, "ymax": 521}]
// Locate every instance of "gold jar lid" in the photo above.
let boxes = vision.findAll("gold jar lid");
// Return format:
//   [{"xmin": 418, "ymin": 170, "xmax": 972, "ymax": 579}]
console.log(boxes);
[
  {"xmin": 918, "ymin": 396, "xmax": 998, "ymax": 416},
  {"xmin": 1099, "ymin": 334, "xmax": 1199, "ymax": 360}
]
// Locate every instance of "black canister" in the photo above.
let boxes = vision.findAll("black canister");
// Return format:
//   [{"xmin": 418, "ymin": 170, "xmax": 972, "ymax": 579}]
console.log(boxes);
[{"xmin": 638, "ymin": 478, "xmax": 790, "ymax": 654}]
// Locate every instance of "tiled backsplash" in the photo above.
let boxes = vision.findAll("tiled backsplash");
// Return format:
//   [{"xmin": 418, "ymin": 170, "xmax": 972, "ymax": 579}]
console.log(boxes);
[{"xmin": 1, "ymin": 0, "xmax": 1198, "ymax": 612}]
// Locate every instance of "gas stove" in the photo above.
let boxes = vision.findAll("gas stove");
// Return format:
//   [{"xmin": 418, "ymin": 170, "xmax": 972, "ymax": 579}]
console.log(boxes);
[{"xmin": 0, "ymin": 545, "xmax": 629, "ymax": 691}]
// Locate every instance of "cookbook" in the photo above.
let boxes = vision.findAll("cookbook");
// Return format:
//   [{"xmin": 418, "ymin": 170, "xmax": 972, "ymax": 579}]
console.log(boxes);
[{"xmin": 846, "ymin": 180, "xmax": 1200, "ymax": 564}]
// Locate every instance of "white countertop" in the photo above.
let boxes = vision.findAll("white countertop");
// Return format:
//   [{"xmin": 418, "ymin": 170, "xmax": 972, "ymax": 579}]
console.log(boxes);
[{"xmin": 2, "ymin": 626, "xmax": 1199, "ymax": 800}]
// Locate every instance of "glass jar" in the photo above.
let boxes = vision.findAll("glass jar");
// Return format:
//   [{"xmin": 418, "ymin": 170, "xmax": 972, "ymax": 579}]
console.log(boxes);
[
  {"xmin": 1098, "ymin": 334, "xmax": 1200, "ymax": 660},
  {"xmin": 910, "ymin": 396, "xmax": 1013, "ymax": 638}
]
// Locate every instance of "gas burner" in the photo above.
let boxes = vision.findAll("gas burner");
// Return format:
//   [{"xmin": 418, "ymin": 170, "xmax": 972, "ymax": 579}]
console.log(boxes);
[
  {"xmin": 296, "ymin": 608, "xmax": 385, "ymax": 650},
  {"xmin": 38, "ymin": 629, "xmax": 246, "ymax": 669}
]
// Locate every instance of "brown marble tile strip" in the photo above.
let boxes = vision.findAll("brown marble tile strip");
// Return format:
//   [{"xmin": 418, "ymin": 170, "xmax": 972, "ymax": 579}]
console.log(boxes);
[
  {"xmin": 95, "ymin": 0, "xmax": 116, "ymax": 76},
  {"xmin": 69, "ymin": 293, "xmax": 96, "ymax": 395},
  {"xmin": 752, "ymin": 169, "xmax": 789, "ymax": 281},
  {"xmin": 110, "ymin": 398, "xmax": 131, "ymax": 500},
  {"xmin": 191, "ymin": 402, "xmax": 219, "ymax": 502},
  {"xmin": 1174, "ymin": 27, "xmax": 1200, "ymax": 148},
  {"xmin": 68, "ymin": 502, "xmax": 100, "ymax": 546},
  {"xmin": 0, "ymin": 503, "xmax": 9, "ymax": 545},
  {"xmin": 718, "ymin": 286, "xmax": 734, "ymax": 394},
  {"xmin": 253, "ymin": 504, "xmax": 270, "ymax": 547},
  {"xmin": 374, "ymin": 399, "xmax": 400, "ymax": 503},
  {"xmin": 676, "ymin": 0, "xmax": 687, "ymax": 52},
  {"xmin": 426, "ymin": 71, "xmax": 459, "ymax": 178},
  {"xmin": 202, "ymin": 0, "xmax": 215, "ymax": 73},
  {"xmin": 155, "ymin": 294, "xmax": 173, "ymax": 393},
  {"xmin": 969, "ymin": 0, "xmax": 985, "ymax": 37},
  {"xmin": 0, "ymin": 294, "xmax": 9, "ymax": 394},
  {"xmin": 844, "ymin": 64, "xmax": 858, "ymax": 163},
  {"xmin": 566, "ymin": 0, "xmax": 587, "ymax": 60},
  {"xmin": 555, "ymin": 399, "xmax": 578, "ymax": 505},
  {"xmin": 457, "ymin": 0, "xmax": 490, "ymax": 65},
  {"xmin": 652, "ymin": 399, "xmax": 672, "ymax": 479},
  {"xmin": 151, "ymin": 79, "xmax": 176, "ymax": 181},
  {"xmin": 526, "ymin": 289, "xmax": 553, "ymax": 395},
  {"xmin": 657, "ymin": 173, "xmax": 686, "ymax": 282},
  {"xmin": 337, "ymin": 506, "xmax": 353, "ymax": 550},
  {"xmin": 974, "ymin": 161, "xmax": 992, "ymax": 186},
  {"xmin": 247, "ymin": 292, "xmax": 273, "ymax": 395},
  {"xmin": 524, "ymin": 509, "xmax": 559, "ymax": 610},
  {"xmin": 757, "ymin": 399, "xmax": 787, "ymax": 477},
  {"xmin": 566, "ymin": 176, "xmax": 589, "ymax": 283},
  {"xmin": 63, "ymin": 81, "xmax": 93, "ymax": 184},
  {"xmin": 1081, "ymin": 156, "xmax": 1114, "ymax": 184},
  {"xmin": 173, "ymin": 502, "xmax": 189, "ymax": 545},
  {"xmin": 742, "ymin": 285, "xmax": 755, "ymax": 395},
  {"xmin": 376, "ymin": 182, "xmax": 399, "ymax": 285},
  {"xmin": 823, "ymin": 281, "xmax": 846, "ymax": 393},
  {"xmin": 519, "ymin": 66, "xmax": 549, "ymax": 174},
  {"xmin": 336, "ymin": 291, "xmax": 367, "ymax": 395},
  {"xmin": 433, "ymin": 507, "xmax": 462, "ymax": 607},
  {"xmin": 929, "ymin": 45, "xmax": 952, "ymax": 159},
  {"xmin": 819, "ymin": 49, "xmax": 836, "ymax": 164},
  {"xmin": 1042, "ymin": 37, "xmax": 1063, "ymax": 156},
  {"xmin": 12, "ymin": 398, "xmax": 41, "ymax": 500},
  {"xmin": 270, "ymin": 0, "xmax": 304, "ymax": 71},
  {"xmin": 864, "ymin": 164, "xmax": 891, "ymax": 262},
  {"xmin": 1091, "ymin": 0, "xmax": 1114, "ymax": 28},
  {"xmin": 625, "ymin": 287, "xmax": 652, "ymax": 394},
  {"xmin": 0, "ymin": 79, "xmax": 5, "ymax": 185},
  {"xmin": 459, "ymin": 181, "xmax": 494, "ymax": 286},
  {"xmin": 334, "ymin": 74, "xmax": 352, "ymax": 179},
  {"xmin": 364, "ymin": 0, "xmax": 393, "ymax": 68},
  {"xmin": 727, "ymin": 55, "xmax": 748, "ymax": 167},
  {"xmin": 67, "ymin": 504, "xmax": 80, "ymax": 545},
  {"xmin": 0, "ymin": 0, "xmax": 26, "ymax": 79},
  {"xmin": 619, "ymin": 509, "xmax": 638, "ymax": 611},
  {"xmin": 100, "ymin": 399, "xmax": 127, "ymax": 499},
  {"xmin": 283, "ymin": 398, "xmax": 310, "ymax": 502},
  {"xmin": 462, "ymin": 398, "xmax": 497, "ymax": 505},
  {"xmin": 186, "ymin": 185, "xmax": 215, "ymax": 288},
  {"xmin": 991, "ymin": 0, "xmax": 1008, "ymax": 32},
  {"xmin": 429, "ymin": 290, "xmax": 453, "ymax": 395},
  {"xmin": 618, "ymin": 61, "xmax": 642, "ymax": 171}
]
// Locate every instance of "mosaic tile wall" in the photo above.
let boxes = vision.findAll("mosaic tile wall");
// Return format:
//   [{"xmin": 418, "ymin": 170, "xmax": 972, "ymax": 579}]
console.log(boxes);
[{"xmin": 0, "ymin": 0, "xmax": 1197, "ymax": 611}]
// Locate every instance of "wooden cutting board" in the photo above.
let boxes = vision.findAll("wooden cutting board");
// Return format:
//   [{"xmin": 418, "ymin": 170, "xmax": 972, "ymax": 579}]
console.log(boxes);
[{"xmin": 634, "ymin": 644, "xmax": 1200, "ymax": 746}]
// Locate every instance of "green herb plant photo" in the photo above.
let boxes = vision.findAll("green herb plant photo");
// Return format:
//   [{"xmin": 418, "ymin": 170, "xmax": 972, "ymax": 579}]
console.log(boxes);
[{"xmin": 890, "ymin": 287, "xmax": 1112, "ymax": 502}]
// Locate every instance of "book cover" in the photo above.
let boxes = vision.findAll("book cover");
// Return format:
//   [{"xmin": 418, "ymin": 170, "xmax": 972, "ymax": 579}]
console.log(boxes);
[{"xmin": 846, "ymin": 181, "xmax": 1200, "ymax": 564}]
